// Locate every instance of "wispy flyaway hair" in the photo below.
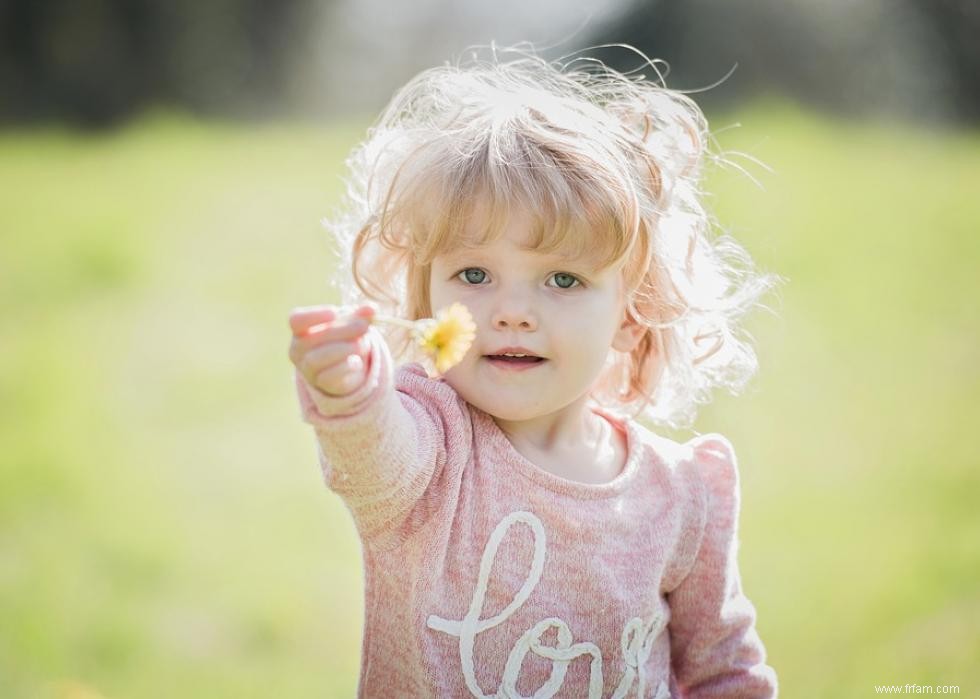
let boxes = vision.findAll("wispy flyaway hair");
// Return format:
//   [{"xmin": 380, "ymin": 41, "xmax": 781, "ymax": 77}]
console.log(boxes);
[{"xmin": 324, "ymin": 44, "xmax": 782, "ymax": 429}]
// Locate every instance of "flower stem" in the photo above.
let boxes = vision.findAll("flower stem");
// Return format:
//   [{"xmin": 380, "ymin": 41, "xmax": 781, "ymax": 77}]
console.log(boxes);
[{"xmin": 370, "ymin": 313, "xmax": 419, "ymax": 331}]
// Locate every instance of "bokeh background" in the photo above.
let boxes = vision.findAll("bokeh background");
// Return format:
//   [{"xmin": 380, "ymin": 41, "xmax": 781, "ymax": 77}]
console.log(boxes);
[{"xmin": 1, "ymin": 1, "xmax": 978, "ymax": 697}]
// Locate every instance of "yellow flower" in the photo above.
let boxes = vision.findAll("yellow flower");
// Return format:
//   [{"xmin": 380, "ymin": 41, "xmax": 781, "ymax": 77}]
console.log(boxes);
[
  {"xmin": 369, "ymin": 302, "xmax": 476, "ymax": 376},
  {"xmin": 414, "ymin": 302, "xmax": 477, "ymax": 375}
]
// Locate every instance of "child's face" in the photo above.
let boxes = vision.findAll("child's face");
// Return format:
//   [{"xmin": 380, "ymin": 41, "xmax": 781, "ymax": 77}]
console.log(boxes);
[{"xmin": 428, "ymin": 208, "xmax": 642, "ymax": 422}]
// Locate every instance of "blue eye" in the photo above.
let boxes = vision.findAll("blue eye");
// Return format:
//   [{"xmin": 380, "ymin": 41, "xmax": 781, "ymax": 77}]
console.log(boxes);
[
  {"xmin": 550, "ymin": 272, "xmax": 580, "ymax": 289},
  {"xmin": 454, "ymin": 268, "xmax": 583, "ymax": 289},
  {"xmin": 457, "ymin": 268, "xmax": 487, "ymax": 284}
]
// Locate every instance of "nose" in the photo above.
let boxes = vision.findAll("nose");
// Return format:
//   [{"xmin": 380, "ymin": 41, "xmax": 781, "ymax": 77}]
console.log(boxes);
[{"xmin": 491, "ymin": 295, "xmax": 538, "ymax": 331}]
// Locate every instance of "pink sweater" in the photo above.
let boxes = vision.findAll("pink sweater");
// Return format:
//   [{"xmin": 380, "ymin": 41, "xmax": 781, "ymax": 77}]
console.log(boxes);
[{"xmin": 295, "ymin": 327, "xmax": 778, "ymax": 698}]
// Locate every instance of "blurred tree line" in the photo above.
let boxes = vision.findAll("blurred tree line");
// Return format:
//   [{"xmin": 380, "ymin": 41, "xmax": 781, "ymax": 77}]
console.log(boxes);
[
  {"xmin": 1, "ymin": 0, "xmax": 977, "ymax": 127},
  {"xmin": 592, "ymin": 0, "xmax": 980, "ymax": 123},
  {"xmin": 0, "ymin": 0, "xmax": 323, "ymax": 126}
]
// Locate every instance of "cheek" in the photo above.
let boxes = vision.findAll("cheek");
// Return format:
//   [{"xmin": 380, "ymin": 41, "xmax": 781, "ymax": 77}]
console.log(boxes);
[
  {"xmin": 567, "ymin": 300, "xmax": 624, "ymax": 360},
  {"xmin": 428, "ymin": 263, "xmax": 466, "ymax": 295},
  {"xmin": 566, "ymin": 295, "xmax": 622, "ymax": 335},
  {"xmin": 427, "ymin": 275, "xmax": 453, "ymax": 312},
  {"xmin": 430, "ymin": 280, "xmax": 486, "ymax": 322}
]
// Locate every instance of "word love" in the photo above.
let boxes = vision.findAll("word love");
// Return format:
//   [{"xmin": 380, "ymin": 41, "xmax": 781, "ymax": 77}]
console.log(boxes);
[{"xmin": 426, "ymin": 510, "xmax": 671, "ymax": 699}]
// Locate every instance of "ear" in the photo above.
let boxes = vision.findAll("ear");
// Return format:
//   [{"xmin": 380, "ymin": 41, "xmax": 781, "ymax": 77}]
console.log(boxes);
[{"xmin": 612, "ymin": 307, "xmax": 646, "ymax": 353}]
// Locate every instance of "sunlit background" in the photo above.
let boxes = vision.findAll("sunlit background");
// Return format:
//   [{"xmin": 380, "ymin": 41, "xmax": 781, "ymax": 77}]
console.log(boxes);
[{"xmin": 1, "ymin": 1, "xmax": 978, "ymax": 697}]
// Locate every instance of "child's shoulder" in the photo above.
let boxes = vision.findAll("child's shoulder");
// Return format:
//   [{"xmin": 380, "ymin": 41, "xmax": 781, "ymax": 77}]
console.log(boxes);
[
  {"xmin": 393, "ymin": 361, "xmax": 471, "ymax": 419},
  {"xmin": 627, "ymin": 422, "xmax": 743, "ymax": 554},
  {"xmin": 623, "ymin": 416, "xmax": 739, "ymax": 486}
]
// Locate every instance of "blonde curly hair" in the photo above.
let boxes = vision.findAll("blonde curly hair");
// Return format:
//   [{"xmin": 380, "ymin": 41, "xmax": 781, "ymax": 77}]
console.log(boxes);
[{"xmin": 324, "ymin": 44, "xmax": 782, "ymax": 429}]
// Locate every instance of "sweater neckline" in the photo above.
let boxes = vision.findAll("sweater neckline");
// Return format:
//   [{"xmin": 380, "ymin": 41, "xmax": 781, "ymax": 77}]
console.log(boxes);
[{"xmin": 474, "ymin": 403, "xmax": 643, "ymax": 499}]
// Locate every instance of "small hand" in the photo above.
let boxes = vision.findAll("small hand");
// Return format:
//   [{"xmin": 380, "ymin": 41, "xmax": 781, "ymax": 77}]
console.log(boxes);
[{"xmin": 288, "ymin": 304, "xmax": 376, "ymax": 396}]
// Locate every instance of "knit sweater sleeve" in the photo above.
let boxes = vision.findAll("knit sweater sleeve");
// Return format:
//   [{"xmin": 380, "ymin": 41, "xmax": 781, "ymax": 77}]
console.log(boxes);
[
  {"xmin": 293, "ymin": 326, "xmax": 456, "ymax": 549},
  {"xmin": 666, "ymin": 434, "xmax": 779, "ymax": 698}
]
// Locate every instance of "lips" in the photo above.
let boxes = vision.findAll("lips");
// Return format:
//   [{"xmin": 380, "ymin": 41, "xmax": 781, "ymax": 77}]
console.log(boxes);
[
  {"xmin": 484, "ymin": 346, "xmax": 545, "ymax": 359},
  {"xmin": 485, "ymin": 355, "xmax": 545, "ymax": 363},
  {"xmin": 481, "ymin": 345, "xmax": 548, "ymax": 371},
  {"xmin": 483, "ymin": 355, "xmax": 548, "ymax": 372}
]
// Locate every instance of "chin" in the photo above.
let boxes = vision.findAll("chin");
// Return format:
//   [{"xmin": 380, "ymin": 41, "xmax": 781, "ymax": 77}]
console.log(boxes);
[
  {"xmin": 471, "ymin": 393, "xmax": 554, "ymax": 421},
  {"xmin": 482, "ymin": 404, "xmax": 541, "ymax": 421},
  {"xmin": 446, "ymin": 380, "xmax": 524, "ymax": 418}
]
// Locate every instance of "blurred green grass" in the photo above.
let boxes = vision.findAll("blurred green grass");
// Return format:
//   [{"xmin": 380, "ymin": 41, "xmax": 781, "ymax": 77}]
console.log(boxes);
[{"xmin": 0, "ymin": 103, "xmax": 977, "ymax": 697}]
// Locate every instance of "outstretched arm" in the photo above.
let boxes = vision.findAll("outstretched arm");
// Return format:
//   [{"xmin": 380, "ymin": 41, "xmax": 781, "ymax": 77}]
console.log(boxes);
[{"xmin": 289, "ymin": 305, "xmax": 453, "ymax": 549}]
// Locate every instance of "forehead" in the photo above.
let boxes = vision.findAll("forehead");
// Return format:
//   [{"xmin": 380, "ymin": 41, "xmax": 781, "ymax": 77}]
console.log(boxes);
[
  {"xmin": 438, "ymin": 234, "xmax": 604, "ymax": 270},
  {"xmin": 439, "ymin": 204, "xmax": 608, "ymax": 267}
]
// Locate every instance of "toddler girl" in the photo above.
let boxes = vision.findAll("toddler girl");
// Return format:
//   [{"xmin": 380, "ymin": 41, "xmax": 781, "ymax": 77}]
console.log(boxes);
[{"xmin": 289, "ymin": 45, "xmax": 779, "ymax": 698}]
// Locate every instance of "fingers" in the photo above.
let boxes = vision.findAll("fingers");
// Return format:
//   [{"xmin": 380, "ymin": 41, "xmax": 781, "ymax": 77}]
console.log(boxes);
[
  {"xmin": 290, "ymin": 337, "xmax": 367, "ymax": 395},
  {"xmin": 287, "ymin": 303, "xmax": 376, "ymax": 396},
  {"xmin": 289, "ymin": 305, "xmax": 337, "ymax": 336},
  {"xmin": 288, "ymin": 323, "xmax": 367, "ymax": 373},
  {"xmin": 294, "ymin": 315, "xmax": 369, "ymax": 350},
  {"xmin": 312, "ymin": 353, "xmax": 367, "ymax": 396},
  {"xmin": 303, "ymin": 339, "xmax": 361, "ymax": 368},
  {"xmin": 349, "ymin": 304, "xmax": 376, "ymax": 322},
  {"xmin": 288, "ymin": 305, "xmax": 368, "ymax": 356},
  {"xmin": 289, "ymin": 304, "xmax": 375, "ymax": 337}
]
